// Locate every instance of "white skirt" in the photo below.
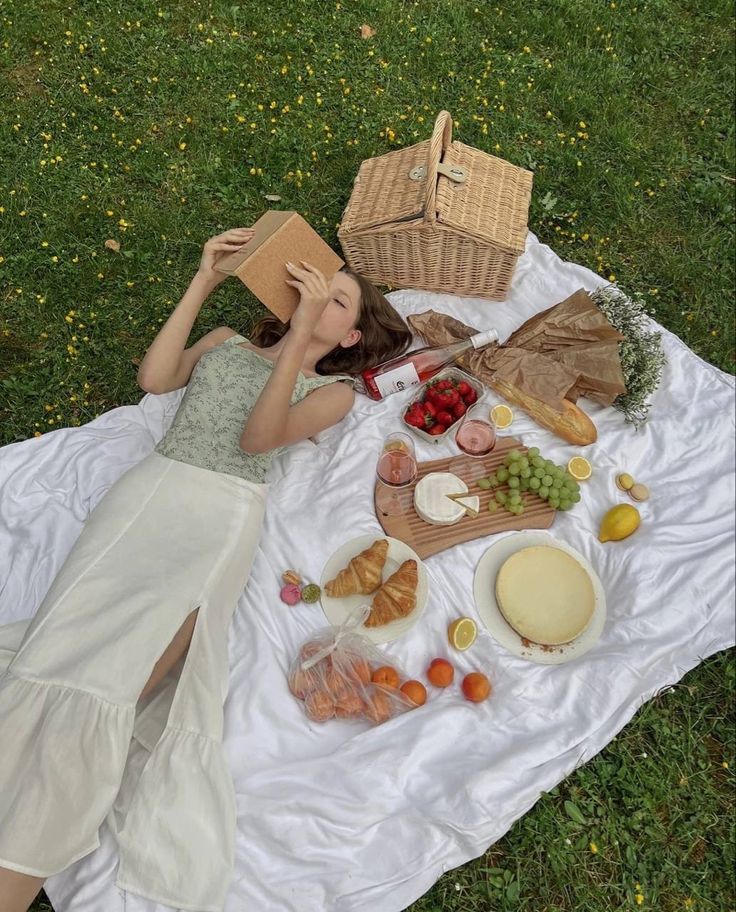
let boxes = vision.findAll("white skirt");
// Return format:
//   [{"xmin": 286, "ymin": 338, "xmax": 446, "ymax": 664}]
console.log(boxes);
[{"xmin": 0, "ymin": 450, "xmax": 268, "ymax": 912}]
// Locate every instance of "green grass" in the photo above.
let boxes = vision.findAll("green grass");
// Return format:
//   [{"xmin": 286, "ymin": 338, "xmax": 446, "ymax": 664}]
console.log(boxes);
[
  {"xmin": 410, "ymin": 650, "xmax": 735, "ymax": 912},
  {"xmin": 0, "ymin": 0, "xmax": 732, "ymax": 909}
]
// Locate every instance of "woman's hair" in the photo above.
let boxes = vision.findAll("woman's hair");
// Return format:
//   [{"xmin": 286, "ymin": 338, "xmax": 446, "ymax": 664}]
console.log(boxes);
[{"xmin": 246, "ymin": 266, "xmax": 412, "ymax": 376}]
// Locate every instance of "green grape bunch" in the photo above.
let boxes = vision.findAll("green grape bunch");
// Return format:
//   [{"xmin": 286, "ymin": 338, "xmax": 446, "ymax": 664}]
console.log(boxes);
[{"xmin": 475, "ymin": 447, "xmax": 582, "ymax": 516}]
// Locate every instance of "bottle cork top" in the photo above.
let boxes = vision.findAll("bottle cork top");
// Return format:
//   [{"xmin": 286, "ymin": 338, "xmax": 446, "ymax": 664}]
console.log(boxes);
[{"xmin": 470, "ymin": 329, "xmax": 500, "ymax": 349}]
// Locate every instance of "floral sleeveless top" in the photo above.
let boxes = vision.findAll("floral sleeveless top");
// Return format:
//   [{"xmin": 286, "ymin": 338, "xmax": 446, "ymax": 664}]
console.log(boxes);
[{"xmin": 154, "ymin": 333, "xmax": 355, "ymax": 483}]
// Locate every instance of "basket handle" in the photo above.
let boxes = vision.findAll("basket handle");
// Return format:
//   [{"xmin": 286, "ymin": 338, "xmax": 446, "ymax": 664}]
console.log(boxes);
[{"xmin": 423, "ymin": 111, "xmax": 453, "ymax": 225}]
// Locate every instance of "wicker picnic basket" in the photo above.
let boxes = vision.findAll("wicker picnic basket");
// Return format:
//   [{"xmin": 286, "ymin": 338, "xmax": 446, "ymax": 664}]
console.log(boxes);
[{"xmin": 337, "ymin": 110, "xmax": 534, "ymax": 301}]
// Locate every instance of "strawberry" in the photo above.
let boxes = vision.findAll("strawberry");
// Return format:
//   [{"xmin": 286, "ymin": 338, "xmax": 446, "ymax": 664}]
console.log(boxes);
[
  {"xmin": 428, "ymin": 387, "xmax": 447, "ymax": 407},
  {"xmin": 456, "ymin": 381, "xmax": 472, "ymax": 398},
  {"xmin": 444, "ymin": 388, "xmax": 461, "ymax": 408},
  {"xmin": 428, "ymin": 423, "xmax": 446, "ymax": 436},
  {"xmin": 436, "ymin": 410, "xmax": 454, "ymax": 426},
  {"xmin": 433, "ymin": 389, "xmax": 455, "ymax": 409},
  {"xmin": 452, "ymin": 400, "xmax": 467, "ymax": 419},
  {"xmin": 404, "ymin": 411, "xmax": 424, "ymax": 429},
  {"xmin": 423, "ymin": 400, "xmax": 438, "ymax": 417},
  {"xmin": 435, "ymin": 379, "xmax": 454, "ymax": 391},
  {"xmin": 462, "ymin": 387, "xmax": 478, "ymax": 406}
]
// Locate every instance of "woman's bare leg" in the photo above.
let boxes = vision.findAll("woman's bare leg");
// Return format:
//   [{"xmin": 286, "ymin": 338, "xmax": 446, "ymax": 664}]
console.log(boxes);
[
  {"xmin": 0, "ymin": 867, "xmax": 45, "ymax": 912},
  {"xmin": 139, "ymin": 608, "xmax": 199, "ymax": 702}
]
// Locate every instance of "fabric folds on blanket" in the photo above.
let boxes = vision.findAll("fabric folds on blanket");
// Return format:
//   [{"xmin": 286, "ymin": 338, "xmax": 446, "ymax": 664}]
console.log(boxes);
[{"xmin": 0, "ymin": 232, "xmax": 733, "ymax": 912}]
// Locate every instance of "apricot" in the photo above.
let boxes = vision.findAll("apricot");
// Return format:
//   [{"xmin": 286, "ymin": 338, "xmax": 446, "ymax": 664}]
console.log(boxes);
[
  {"xmin": 371, "ymin": 665, "xmax": 400, "ymax": 689},
  {"xmin": 304, "ymin": 690, "xmax": 335, "ymax": 722},
  {"xmin": 400, "ymin": 679, "xmax": 427, "ymax": 707},
  {"xmin": 288, "ymin": 667, "xmax": 315, "ymax": 700},
  {"xmin": 364, "ymin": 687, "xmax": 392, "ymax": 724},
  {"xmin": 324, "ymin": 667, "xmax": 350, "ymax": 701},
  {"xmin": 335, "ymin": 691, "xmax": 364, "ymax": 718},
  {"xmin": 426, "ymin": 657, "xmax": 454, "ymax": 688},
  {"xmin": 461, "ymin": 672, "xmax": 492, "ymax": 703},
  {"xmin": 346, "ymin": 655, "xmax": 372, "ymax": 685}
]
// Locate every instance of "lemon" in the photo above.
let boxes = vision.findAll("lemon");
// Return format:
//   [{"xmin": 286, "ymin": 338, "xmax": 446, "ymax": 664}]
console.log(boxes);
[
  {"xmin": 490, "ymin": 404, "xmax": 514, "ymax": 429},
  {"xmin": 448, "ymin": 617, "xmax": 477, "ymax": 651},
  {"xmin": 567, "ymin": 456, "xmax": 593, "ymax": 481},
  {"xmin": 598, "ymin": 504, "xmax": 641, "ymax": 543}
]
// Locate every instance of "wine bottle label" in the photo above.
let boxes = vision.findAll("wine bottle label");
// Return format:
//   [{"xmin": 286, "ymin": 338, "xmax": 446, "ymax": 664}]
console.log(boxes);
[
  {"xmin": 470, "ymin": 329, "xmax": 499, "ymax": 349},
  {"xmin": 373, "ymin": 362, "xmax": 421, "ymax": 397}
]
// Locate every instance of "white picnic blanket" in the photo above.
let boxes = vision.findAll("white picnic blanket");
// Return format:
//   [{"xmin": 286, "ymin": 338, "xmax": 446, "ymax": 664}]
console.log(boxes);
[{"xmin": 1, "ymin": 232, "xmax": 734, "ymax": 912}]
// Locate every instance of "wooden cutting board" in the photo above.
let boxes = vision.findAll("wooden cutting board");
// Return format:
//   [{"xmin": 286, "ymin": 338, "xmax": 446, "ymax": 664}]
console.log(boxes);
[{"xmin": 375, "ymin": 436, "xmax": 555, "ymax": 559}]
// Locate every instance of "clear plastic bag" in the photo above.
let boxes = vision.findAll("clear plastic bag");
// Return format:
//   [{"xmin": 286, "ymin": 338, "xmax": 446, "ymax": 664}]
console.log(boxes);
[{"xmin": 288, "ymin": 604, "xmax": 418, "ymax": 725}]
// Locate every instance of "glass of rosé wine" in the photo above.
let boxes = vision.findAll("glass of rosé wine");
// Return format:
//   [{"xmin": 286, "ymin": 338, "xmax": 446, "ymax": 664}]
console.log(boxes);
[
  {"xmin": 375, "ymin": 432, "xmax": 419, "ymax": 517},
  {"xmin": 449, "ymin": 401, "xmax": 497, "ymax": 482}
]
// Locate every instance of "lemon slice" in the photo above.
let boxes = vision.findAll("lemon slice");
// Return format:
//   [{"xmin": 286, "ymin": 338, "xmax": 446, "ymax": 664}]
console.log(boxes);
[
  {"xmin": 448, "ymin": 617, "xmax": 477, "ymax": 651},
  {"xmin": 490, "ymin": 404, "xmax": 514, "ymax": 429},
  {"xmin": 567, "ymin": 456, "xmax": 592, "ymax": 481}
]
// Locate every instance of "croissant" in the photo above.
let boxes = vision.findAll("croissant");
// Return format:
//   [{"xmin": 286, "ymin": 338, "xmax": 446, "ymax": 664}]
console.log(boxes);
[
  {"xmin": 364, "ymin": 559, "xmax": 418, "ymax": 628},
  {"xmin": 324, "ymin": 539, "xmax": 389, "ymax": 597}
]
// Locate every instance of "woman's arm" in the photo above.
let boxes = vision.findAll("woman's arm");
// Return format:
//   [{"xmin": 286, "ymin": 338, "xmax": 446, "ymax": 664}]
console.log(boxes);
[
  {"xmin": 137, "ymin": 227, "xmax": 254, "ymax": 393},
  {"xmin": 240, "ymin": 261, "xmax": 354, "ymax": 453},
  {"xmin": 137, "ymin": 273, "xmax": 220, "ymax": 392},
  {"xmin": 240, "ymin": 326, "xmax": 355, "ymax": 453}
]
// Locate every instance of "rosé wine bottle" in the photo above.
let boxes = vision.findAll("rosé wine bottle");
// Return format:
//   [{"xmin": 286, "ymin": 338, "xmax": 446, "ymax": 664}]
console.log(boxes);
[{"xmin": 357, "ymin": 330, "xmax": 499, "ymax": 401}]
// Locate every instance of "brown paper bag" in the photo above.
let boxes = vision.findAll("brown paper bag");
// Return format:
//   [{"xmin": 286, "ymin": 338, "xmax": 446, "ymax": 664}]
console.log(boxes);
[{"xmin": 407, "ymin": 289, "xmax": 628, "ymax": 445}]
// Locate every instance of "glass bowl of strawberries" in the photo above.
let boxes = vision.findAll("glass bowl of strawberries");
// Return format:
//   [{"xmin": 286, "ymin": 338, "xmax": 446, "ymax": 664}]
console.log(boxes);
[{"xmin": 402, "ymin": 368, "xmax": 485, "ymax": 443}]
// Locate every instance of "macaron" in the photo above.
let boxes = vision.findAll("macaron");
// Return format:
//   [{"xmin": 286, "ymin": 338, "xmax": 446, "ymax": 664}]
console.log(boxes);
[
  {"xmin": 629, "ymin": 483, "xmax": 650, "ymax": 502},
  {"xmin": 280, "ymin": 584, "xmax": 302, "ymax": 606}
]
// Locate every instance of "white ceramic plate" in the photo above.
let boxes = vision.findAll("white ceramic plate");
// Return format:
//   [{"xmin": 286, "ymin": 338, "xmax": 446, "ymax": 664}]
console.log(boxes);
[
  {"xmin": 320, "ymin": 534, "xmax": 428, "ymax": 644},
  {"xmin": 473, "ymin": 531, "xmax": 606, "ymax": 665}
]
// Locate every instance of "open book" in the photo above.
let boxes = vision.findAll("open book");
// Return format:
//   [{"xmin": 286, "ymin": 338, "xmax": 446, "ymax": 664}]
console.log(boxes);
[{"xmin": 214, "ymin": 210, "xmax": 345, "ymax": 322}]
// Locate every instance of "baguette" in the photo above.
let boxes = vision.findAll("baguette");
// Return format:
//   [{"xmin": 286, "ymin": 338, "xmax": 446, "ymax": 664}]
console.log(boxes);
[{"xmin": 489, "ymin": 378, "xmax": 597, "ymax": 446}]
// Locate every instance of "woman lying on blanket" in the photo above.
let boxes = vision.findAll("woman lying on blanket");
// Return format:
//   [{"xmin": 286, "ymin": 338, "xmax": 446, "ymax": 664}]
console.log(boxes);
[{"xmin": 0, "ymin": 226, "xmax": 412, "ymax": 912}]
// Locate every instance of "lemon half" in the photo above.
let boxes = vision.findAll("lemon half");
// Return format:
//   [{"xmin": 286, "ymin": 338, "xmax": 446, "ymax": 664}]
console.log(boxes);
[
  {"xmin": 448, "ymin": 617, "xmax": 478, "ymax": 651},
  {"xmin": 490, "ymin": 404, "xmax": 514, "ymax": 429},
  {"xmin": 567, "ymin": 456, "xmax": 593, "ymax": 481}
]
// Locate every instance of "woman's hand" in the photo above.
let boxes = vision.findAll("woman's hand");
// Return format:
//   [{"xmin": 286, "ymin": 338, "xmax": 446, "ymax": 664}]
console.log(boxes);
[
  {"xmin": 285, "ymin": 260, "xmax": 330, "ymax": 335},
  {"xmin": 196, "ymin": 227, "xmax": 255, "ymax": 287}
]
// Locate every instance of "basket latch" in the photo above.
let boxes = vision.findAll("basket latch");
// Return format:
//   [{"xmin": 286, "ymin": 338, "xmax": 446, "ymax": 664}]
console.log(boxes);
[{"xmin": 409, "ymin": 163, "xmax": 467, "ymax": 184}]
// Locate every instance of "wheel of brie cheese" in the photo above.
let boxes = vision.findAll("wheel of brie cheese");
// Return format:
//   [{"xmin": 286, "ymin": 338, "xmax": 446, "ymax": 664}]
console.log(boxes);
[
  {"xmin": 494, "ymin": 546, "xmax": 595, "ymax": 645},
  {"xmin": 413, "ymin": 472, "xmax": 479, "ymax": 525}
]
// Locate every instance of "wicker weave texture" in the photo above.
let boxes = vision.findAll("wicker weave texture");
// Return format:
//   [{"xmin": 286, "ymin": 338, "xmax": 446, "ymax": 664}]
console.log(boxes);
[{"xmin": 338, "ymin": 111, "xmax": 533, "ymax": 301}]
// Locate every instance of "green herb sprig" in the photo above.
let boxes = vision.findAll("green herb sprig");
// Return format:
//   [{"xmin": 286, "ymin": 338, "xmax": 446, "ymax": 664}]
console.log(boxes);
[{"xmin": 591, "ymin": 284, "xmax": 667, "ymax": 428}]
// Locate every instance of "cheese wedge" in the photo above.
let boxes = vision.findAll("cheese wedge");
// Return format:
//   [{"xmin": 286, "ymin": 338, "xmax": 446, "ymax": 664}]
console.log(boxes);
[
  {"xmin": 414, "ymin": 472, "xmax": 468, "ymax": 525},
  {"xmin": 446, "ymin": 494, "xmax": 480, "ymax": 517},
  {"xmin": 495, "ymin": 546, "xmax": 595, "ymax": 645}
]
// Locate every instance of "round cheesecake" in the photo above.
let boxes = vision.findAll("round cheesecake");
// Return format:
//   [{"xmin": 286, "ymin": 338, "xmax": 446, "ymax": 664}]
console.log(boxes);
[{"xmin": 495, "ymin": 546, "xmax": 595, "ymax": 645}]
